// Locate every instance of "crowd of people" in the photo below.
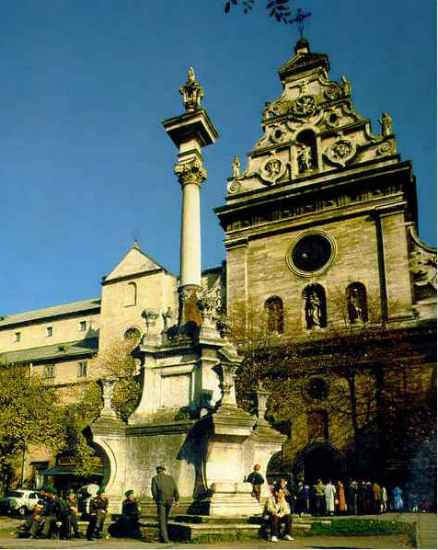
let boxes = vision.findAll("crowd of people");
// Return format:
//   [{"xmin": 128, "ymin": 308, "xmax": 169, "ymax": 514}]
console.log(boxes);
[
  {"xmin": 14, "ymin": 464, "xmax": 429, "ymax": 544},
  {"xmin": 16, "ymin": 485, "xmax": 143, "ymax": 541},
  {"xmin": 246, "ymin": 464, "xmax": 428, "ymax": 517},
  {"xmin": 16, "ymin": 465, "xmax": 179, "ymax": 543}
]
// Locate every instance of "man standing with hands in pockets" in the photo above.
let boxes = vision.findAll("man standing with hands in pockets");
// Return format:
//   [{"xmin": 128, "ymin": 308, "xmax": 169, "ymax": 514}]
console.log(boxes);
[{"xmin": 151, "ymin": 465, "xmax": 179, "ymax": 543}]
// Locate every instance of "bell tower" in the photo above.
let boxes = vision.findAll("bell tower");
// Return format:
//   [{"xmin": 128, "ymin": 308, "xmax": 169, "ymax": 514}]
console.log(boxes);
[{"xmin": 216, "ymin": 38, "xmax": 433, "ymax": 335}]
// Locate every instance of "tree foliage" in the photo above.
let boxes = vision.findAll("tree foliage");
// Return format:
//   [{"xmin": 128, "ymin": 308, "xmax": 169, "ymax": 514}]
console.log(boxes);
[
  {"xmin": 224, "ymin": 0, "xmax": 295, "ymax": 24},
  {"xmin": 0, "ymin": 365, "xmax": 65, "ymax": 487},
  {"xmin": 94, "ymin": 337, "xmax": 142, "ymax": 422},
  {"xmin": 230, "ymin": 298, "xmax": 436, "ymax": 486}
]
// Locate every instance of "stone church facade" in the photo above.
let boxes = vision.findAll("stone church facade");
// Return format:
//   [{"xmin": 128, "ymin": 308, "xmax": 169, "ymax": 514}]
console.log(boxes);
[{"xmin": 0, "ymin": 39, "xmax": 436, "ymax": 489}]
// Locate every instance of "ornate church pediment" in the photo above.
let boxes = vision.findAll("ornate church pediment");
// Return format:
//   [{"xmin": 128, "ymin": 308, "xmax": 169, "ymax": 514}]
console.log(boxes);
[{"xmin": 227, "ymin": 38, "xmax": 397, "ymax": 196}]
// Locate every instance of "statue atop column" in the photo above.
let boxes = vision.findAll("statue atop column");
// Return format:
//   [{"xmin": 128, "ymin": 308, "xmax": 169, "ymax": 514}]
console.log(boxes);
[{"xmin": 179, "ymin": 67, "xmax": 204, "ymax": 112}]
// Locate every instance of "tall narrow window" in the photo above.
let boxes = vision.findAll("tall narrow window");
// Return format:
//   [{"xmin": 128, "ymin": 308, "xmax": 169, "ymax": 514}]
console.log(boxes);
[
  {"xmin": 124, "ymin": 282, "xmax": 137, "ymax": 306},
  {"xmin": 303, "ymin": 284, "xmax": 327, "ymax": 329},
  {"xmin": 264, "ymin": 296, "xmax": 284, "ymax": 334},
  {"xmin": 14, "ymin": 332, "xmax": 21, "ymax": 342},
  {"xmin": 46, "ymin": 326, "xmax": 53, "ymax": 337},
  {"xmin": 79, "ymin": 321, "xmax": 87, "ymax": 332},
  {"xmin": 78, "ymin": 361, "xmax": 87, "ymax": 378},
  {"xmin": 43, "ymin": 364, "xmax": 56, "ymax": 379},
  {"xmin": 346, "ymin": 282, "xmax": 368, "ymax": 323}
]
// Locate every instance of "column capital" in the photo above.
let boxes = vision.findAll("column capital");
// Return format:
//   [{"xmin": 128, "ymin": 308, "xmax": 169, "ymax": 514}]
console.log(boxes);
[{"xmin": 175, "ymin": 157, "xmax": 207, "ymax": 187}]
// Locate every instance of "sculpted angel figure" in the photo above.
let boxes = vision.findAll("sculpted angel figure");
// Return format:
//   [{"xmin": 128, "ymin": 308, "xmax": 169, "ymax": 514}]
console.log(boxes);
[
  {"xmin": 379, "ymin": 112, "xmax": 393, "ymax": 136},
  {"xmin": 341, "ymin": 75, "xmax": 352, "ymax": 96},
  {"xmin": 232, "ymin": 156, "xmax": 241, "ymax": 178},
  {"xmin": 298, "ymin": 144, "xmax": 313, "ymax": 172}
]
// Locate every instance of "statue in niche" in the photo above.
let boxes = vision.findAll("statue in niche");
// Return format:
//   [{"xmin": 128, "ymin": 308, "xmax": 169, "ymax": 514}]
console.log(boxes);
[
  {"xmin": 232, "ymin": 156, "xmax": 241, "ymax": 178},
  {"xmin": 348, "ymin": 287, "xmax": 365, "ymax": 323},
  {"xmin": 305, "ymin": 290, "xmax": 322, "ymax": 328},
  {"xmin": 341, "ymin": 75, "xmax": 352, "ymax": 96},
  {"xmin": 179, "ymin": 67, "xmax": 204, "ymax": 112},
  {"xmin": 379, "ymin": 112, "xmax": 393, "ymax": 136},
  {"xmin": 297, "ymin": 144, "xmax": 313, "ymax": 172}
]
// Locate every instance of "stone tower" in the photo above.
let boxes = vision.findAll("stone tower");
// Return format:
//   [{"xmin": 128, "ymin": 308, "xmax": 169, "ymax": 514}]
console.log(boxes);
[{"xmin": 216, "ymin": 38, "xmax": 436, "ymax": 335}]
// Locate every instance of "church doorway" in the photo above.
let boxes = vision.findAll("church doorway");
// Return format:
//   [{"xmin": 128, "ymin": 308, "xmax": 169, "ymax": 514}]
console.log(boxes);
[{"xmin": 293, "ymin": 443, "xmax": 345, "ymax": 485}]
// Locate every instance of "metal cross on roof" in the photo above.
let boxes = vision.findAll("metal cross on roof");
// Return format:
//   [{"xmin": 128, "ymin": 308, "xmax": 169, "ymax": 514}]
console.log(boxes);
[{"xmin": 291, "ymin": 7, "xmax": 312, "ymax": 39}]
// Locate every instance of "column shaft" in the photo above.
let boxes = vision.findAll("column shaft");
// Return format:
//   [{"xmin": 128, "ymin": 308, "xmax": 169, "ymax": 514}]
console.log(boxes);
[{"xmin": 180, "ymin": 182, "xmax": 201, "ymax": 288}]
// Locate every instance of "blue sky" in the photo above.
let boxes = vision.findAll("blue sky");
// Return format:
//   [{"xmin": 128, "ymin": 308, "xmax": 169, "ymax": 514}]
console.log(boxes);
[{"xmin": 1, "ymin": 0, "xmax": 436, "ymax": 315}]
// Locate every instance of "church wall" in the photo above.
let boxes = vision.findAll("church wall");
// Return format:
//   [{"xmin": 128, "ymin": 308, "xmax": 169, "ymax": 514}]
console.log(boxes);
[
  {"xmin": 379, "ymin": 211, "xmax": 415, "ymax": 320},
  {"xmin": 229, "ymin": 214, "xmax": 385, "ymax": 337},
  {"xmin": 0, "ymin": 312, "xmax": 100, "ymax": 354}
]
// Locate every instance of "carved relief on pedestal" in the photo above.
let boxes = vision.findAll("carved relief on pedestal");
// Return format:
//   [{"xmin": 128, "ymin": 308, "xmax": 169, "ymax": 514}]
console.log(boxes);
[{"xmin": 323, "ymin": 135, "xmax": 357, "ymax": 168}]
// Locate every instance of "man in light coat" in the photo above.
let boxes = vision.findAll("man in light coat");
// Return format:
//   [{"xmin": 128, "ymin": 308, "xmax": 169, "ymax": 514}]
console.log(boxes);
[
  {"xmin": 151, "ymin": 465, "xmax": 179, "ymax": 543},
  {"xmin": 324, "ymin": 480, "xmax": 336, "ymax": 515}
]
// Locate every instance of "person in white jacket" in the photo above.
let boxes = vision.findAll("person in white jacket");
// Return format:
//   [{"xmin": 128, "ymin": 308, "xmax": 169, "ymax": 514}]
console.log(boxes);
[{"xmin": 324, "ymin": 480, "xmax": 336, "ymax": 515}]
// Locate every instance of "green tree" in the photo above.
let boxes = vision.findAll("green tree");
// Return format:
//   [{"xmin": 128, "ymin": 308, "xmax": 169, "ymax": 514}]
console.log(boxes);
[{"xmin": 0, "ymin": 364, "xmax": 65, "ymax": 489}]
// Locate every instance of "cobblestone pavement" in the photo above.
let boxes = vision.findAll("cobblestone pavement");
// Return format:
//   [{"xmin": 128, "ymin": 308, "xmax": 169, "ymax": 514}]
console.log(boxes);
[
  {"xmin": 1, "ymin": 513, "xmax": 434, "ymax": 549},
  {"xmin": 0, "ymin": 534, "xmax": 413, "ymax": 549}
]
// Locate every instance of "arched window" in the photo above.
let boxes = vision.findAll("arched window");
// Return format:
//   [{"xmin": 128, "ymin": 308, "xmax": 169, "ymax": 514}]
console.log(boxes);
[
  {"xmin": 264, "ymin": 296, "xmax": 284, "ymax": 334},
  {"xmin": 346, "ymin": 282, "xmax": 368, "ymax": 323},
  {"xmin": 303, "ymin": 284, "xmax": 327, "ymax": 329},
  {"xmin": 295, "ymin": 129, "xmax": 318, "ymax": 174},
  {"xmin": 124, "ymin": 282, "xmax": 137, "ymax": 307}
]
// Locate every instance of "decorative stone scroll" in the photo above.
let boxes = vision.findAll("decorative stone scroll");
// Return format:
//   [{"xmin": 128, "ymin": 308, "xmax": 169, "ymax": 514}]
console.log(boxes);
[
  {"xmin": 260, "ymin": 155, "xmax": 287, "ymax": 185},
  {"xmin": 324, "ymin": 136, "xmax": 356, "ymax": 167},
  {"xmin": 290, "ymin": 94, "xmax": 318, "ymax": 117}
]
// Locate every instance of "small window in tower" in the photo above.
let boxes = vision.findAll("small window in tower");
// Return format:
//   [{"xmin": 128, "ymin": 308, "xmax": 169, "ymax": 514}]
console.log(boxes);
[
  {"xmin": 14, "ymin": 332, "xmax": 21, "ymax": 342},
  {"xmin": 124, "ymin": 282, "xmax": 137, "ymax": 307},
  {"xmin": 46, "ymin": 326, "xmax": 53, "ymax": 337},
  {"xmin": 79, "ymin": 321, "xmax": 87, "ymax": 332},
  {"xmin": 78, "ymin": 361, "xmax": 88, "ymax": 378}
]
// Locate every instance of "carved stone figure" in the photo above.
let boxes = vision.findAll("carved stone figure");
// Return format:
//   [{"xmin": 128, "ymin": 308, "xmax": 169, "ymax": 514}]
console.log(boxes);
[
  {"xmin": 305, "ymin": 290, "xmax": 322, "ymax": 328},
  {"xmin": 142, "ymin": 308, "xmax": 159, "ymax": 334},
  {"xmin": 162, "ymin": 307, "xmax": 173, "ymax": 332},
  {"xmin": 179, "ymin": 67, "xmax": 204, "ymax": 112},
  {"xmin": 379, "ymin": 112, "xmax": 393, "ymax": 136},
  {"xmin": 232, "ymin": 156, "xmax": 241, "ymax": 178},
  {"xmin": 341, "ymin": 75, "xmax": 351, "ymax": 96},
  {"xmin": 101, "ymin": 378, "xmax": 117, "ymax": 418},
  {"xmin": 297, "ymin": 144, "xmax": 313, "ymax": 172},
  {"xmin": 348, "ymin": 287, "xmax": 365, "ymax": 322}
]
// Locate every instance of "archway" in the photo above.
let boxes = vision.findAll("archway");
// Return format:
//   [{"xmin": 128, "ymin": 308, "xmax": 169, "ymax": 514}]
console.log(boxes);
[{"xmin": 293, "ymin": 443, "xmax": 345, "ymax": 485}]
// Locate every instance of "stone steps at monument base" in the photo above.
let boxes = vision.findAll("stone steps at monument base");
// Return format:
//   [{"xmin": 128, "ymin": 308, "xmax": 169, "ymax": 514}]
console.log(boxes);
[{"xmin": 134, "ymin": 516, "xmax": 315, "ymax": 542}]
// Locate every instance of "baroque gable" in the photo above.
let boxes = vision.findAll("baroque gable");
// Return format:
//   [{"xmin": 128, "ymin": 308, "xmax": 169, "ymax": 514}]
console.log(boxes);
[{"xmin": 227, "ymin": 39, "xmax": 396, "ymax": 196}]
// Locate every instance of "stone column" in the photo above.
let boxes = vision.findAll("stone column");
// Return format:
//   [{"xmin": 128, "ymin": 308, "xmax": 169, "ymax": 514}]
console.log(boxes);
[{"xmin": 162, "ymin": 68, "xmax": 219, "ymax": 327}]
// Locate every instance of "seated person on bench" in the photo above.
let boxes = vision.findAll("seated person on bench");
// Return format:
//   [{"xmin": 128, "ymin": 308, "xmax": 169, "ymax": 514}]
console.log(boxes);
[{"xmin": 263, "ymin": 488, "xmax": 294, "ymax": 542}]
